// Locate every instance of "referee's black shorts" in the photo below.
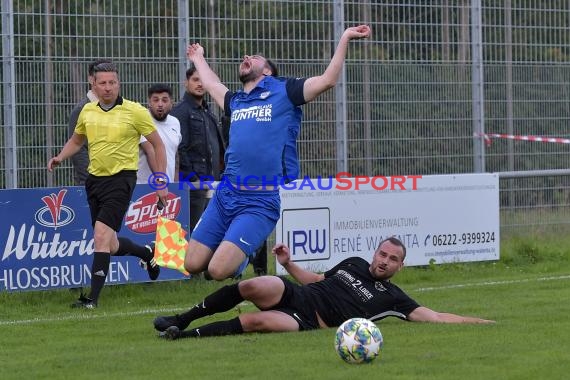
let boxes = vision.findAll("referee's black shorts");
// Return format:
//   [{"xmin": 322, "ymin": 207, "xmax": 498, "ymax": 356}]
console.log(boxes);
[
  {"xmin": 85, "ymin": 170, "xmax": 136, "ymax": 232},
  {"xmin": 271, "ymin": 277, "xmax": 320, "ymax": 331}
]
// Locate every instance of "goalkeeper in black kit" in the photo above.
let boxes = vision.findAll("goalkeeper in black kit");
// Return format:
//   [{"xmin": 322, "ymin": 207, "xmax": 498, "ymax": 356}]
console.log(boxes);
[{"xmin": 153, "ymin": 236, "xmax": 494, "ymax": 339}]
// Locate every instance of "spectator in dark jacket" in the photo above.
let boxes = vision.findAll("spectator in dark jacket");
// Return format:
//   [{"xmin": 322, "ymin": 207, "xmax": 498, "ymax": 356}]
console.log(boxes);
[{"xmin": 171, "ymin": 65, "xmax": 226, "ymax": 232}]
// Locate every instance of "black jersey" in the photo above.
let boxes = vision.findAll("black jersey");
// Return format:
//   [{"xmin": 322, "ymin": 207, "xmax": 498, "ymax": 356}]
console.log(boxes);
[{"xmin": 302, "ymin": 257, "xmax": 420, "ymax": 327}]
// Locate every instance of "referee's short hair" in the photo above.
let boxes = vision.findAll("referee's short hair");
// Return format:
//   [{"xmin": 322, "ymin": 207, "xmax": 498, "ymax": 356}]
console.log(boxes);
[
  {"xmin": 92, "ymin": 62, "xmax": 118, "ymax": 75},
  {"xmin": 88, "ymin": 59, "xmax": 113, "ymax": 76}
]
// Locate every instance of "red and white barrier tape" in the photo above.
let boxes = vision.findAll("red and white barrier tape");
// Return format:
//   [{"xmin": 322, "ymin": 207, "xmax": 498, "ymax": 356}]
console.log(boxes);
[{"xmin": 475, "ymin": 133, "xmax": 570, "ymax": 146}]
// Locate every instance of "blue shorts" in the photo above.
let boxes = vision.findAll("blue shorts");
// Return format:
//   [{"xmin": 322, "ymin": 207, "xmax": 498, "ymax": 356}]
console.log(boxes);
[{"xmin": 191, "ymin": 185, "xmax": 280, "ymax": 259}]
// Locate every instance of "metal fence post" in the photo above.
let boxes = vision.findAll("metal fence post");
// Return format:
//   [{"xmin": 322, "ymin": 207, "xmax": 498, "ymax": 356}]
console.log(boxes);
[
  {"xmin": 471, "ymin": 0, "xmax": 485, "ymax": 173},
  {"xmin": 2, "ymin": 0, "xmax": 17, "ymax": 189},
  {"xmin": 178, "ymin": 0, "xmax": 189, "ymax": 99},
  {"xmin": 334, "ymin": 0, "xmax": 347, "ymax": 174}
]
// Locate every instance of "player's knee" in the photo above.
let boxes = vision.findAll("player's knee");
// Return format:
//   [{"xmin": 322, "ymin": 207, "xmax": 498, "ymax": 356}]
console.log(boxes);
[
  {"xmin": 92, "ymin": 229, "xmax": 103, "ymax": 242},
  {"xmin": 239, "ymin": 313, "xmax": 267, "ymax": 332},
  {"xmin": 206, "ymin": 264, "xmax": 232, "ymax": 281},
  {"xmin": 184, "ymin": 257, "xmax": 204, "ymax": 275},
  {"xmin": 184, "ymin": 264, "xmax": 202, "ymax": 275},
  {"xmin": 238, "ymin": 278, "xmax": 263, "ymax": 299}
]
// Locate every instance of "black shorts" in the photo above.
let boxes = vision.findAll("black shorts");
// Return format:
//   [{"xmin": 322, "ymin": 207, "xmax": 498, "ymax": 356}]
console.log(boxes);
[
  {"xmin": 85, "ymin": 170, "xmax": 136, "ymax": 232},
  {"xmin": 273, "ymin": 277, "xmax": 320, "ymax": 331}
]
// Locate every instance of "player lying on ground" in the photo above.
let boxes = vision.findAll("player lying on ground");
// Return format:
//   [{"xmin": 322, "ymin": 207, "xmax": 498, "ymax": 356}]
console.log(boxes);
[{"xmin": 153, "ymin": 237, "xmax": 494, "ymax": 339}]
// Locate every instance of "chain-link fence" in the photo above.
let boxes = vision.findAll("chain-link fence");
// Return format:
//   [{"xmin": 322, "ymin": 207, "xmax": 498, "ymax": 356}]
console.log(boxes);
[{"xmin": 1, "ymin": 0, "xmax": 569, "ymax": 231}]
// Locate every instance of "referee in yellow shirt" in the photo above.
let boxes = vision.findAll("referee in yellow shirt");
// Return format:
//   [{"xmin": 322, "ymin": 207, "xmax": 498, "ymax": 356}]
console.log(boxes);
[{"xmin": 48, "ymin": 62, "xmax": 168, "ymax": 308}]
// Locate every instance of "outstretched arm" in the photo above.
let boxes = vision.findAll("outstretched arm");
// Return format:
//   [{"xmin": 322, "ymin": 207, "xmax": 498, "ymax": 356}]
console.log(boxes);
[
  {"xmin": 186, "ymin": 43, "xmax": 229, "ymax": 110},
  {"xmin": 272, "ymin": 243, "xmax": 325, "ymax": 284},
  {"xmin": 408, "ymin": 306, "xmax": 495, "ymax": 324},
  {"xmin": 303, "ymin": 25, "xmax": 371, "ymax": 103}
]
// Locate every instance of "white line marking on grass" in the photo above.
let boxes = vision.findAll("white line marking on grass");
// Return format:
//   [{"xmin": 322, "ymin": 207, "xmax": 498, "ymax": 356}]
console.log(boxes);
[
  {"xmin": 2, "ymin": 274, "xmax": 569, "ymax": 326},
  {"xmin": 1, "ymin": 302, "xmax": 255, "ymax": 327},
  {"xmin": 0, "ymin": 307, "xmax": 183, "ymax": 326},
  {"xmin": 414, "ymin": 274, "xmax": 570, "ymax": 292}
]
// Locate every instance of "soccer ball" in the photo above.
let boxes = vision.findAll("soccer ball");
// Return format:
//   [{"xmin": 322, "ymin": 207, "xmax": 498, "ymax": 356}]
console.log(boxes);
[{"xmin": 334, "ymin": 318, "xmax": 383, "ymax": 364}]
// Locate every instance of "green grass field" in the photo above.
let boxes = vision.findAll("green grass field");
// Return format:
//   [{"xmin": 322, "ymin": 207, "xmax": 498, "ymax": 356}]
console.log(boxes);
[{"xmin": 2, "ymin": 234, "xmax": 569, "ymax": 380}]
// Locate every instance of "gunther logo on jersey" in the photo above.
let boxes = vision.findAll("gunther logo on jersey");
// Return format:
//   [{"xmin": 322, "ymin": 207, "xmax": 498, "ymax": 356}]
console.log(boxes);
[
  {"xmin": 231, "ymin": 104, "xmax": 272, "ymax": 122},
  {"xmin": 280, "ymin": 208, "xmax": 330, "ymax": 261}
]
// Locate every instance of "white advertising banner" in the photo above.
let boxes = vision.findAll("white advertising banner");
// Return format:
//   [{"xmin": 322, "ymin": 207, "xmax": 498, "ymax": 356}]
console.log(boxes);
[{"xmin": 275, "ymin": 173, "xmax": 499, "ymax": 274}]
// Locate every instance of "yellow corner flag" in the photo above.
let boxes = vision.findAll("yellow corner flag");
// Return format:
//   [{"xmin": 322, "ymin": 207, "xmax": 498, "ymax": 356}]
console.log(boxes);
[{"xmin": 154, "ymin": 216, "xmax": 190, "ymax": 276}]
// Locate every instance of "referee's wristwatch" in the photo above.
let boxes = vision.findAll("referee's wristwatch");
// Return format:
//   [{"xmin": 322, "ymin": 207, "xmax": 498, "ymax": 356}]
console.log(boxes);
[{"xmin": 155, "ymin": 177, "xmax": 167, "ymax": 185}]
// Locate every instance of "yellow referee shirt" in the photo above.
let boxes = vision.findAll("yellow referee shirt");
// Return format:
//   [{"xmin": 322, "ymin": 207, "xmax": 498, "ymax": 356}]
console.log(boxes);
[{"xmin": 75, "ymin": 96, "xmax": 156, "ymax": 176}]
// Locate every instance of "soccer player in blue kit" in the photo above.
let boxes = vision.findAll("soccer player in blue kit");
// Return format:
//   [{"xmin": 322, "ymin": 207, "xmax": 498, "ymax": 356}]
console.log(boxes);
[{"xmin": 182, "ymin": 25, "xmax": 372, "ymax": 280}]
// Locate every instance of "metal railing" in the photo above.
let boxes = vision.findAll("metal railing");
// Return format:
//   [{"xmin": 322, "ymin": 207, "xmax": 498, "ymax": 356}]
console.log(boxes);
[{"xmin": 1, "ymin": 0, "xmax": 569, "ymax": 232}]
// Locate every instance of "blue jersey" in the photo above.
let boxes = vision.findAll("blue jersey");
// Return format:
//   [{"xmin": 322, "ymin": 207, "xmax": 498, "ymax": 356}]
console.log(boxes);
[
  {"xmin": 282, "ymin": 107, "xmax": 302, "ymax": 182},
  {"xmin": 223, "ymin": 76, "xmax": 306, "ymax": 186}
]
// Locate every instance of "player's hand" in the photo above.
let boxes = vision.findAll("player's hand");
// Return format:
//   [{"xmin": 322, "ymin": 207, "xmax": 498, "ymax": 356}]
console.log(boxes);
[
  {"xmin": 272, "ymin": 243, "xmax": 291, "ymax": 267},
  {"xmin": 47, "ymin": 156, "xmax": 62, "ymax": 171},
  {"xmin": 186, "ymin": 43, "xmax": 205, "ymax": 60},
  {"xmin": 156, "ymin": 188, "xmax": 168, "ymax": 211},
  {"xmin": 344, "ymin": 25, "xmax": 371, "ymax": 40}
]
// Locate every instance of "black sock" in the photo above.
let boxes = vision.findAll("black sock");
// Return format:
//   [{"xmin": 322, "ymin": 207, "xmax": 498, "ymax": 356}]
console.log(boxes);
[
  {"xmin": 88, "ymin": 252, "xmax": 110, "ymax": 303},
  {"xmin": 252, "ymin": 241, "xmax": 267, "ymax": 274},
  {"xmin": 181, "ymin": 317, "xmax": 244, "ymax": 338},
  {"xmin": 115, "ymin": 237, "xmax": 153, "ymax": 261},
  {"xmin": 178, "ymin": 284, "xmax": 243, "ymax": 326}
]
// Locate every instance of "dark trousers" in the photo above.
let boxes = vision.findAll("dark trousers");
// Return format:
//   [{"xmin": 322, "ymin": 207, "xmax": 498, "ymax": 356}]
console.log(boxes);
[
  {"xmin": 189, "ymin": 189, "xmax": 211, "ymax": 233},
  {"xmin": 250, "ymin": 240, "xmax": 267, "ymax": 275}
]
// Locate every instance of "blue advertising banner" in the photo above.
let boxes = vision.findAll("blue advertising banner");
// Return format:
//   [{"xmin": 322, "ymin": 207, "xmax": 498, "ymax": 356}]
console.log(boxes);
[{"xmin": 0, "ymin": 184, "xmax": 190, "ymax": 292}]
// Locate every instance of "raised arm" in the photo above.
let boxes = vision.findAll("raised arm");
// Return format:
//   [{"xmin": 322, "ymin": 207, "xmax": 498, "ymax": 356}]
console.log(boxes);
[
  {"xmin": 272, "ymin": 243, "xmax": 325, "ymax": 285},
  {"xmin": 408, "ymin": 306, "xmax": 495, "ymax": 324},
  {"xmin": 186, "ymin": 43, "xmax": 229, "ymax": 110},
  {"xmin": 303, "ymin": 25, "xmax": 371, "ymax": 103}
]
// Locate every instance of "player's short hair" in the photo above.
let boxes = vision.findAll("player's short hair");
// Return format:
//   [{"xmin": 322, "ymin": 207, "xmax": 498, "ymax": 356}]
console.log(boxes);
[
  {"xmin": 378, "ymin": 236, "xmax": 407, "ymax": 260},
  {"xmin": 254, "ymin": 53, "xmax": 278, "ymax": 77},
  {"xmin": 92, "ymin": 62, "xmax": 118, "ymax": 76},
  {"xmin": 148, "ymin": 83, "xmax": 173, "ymax": 98},
  {"xmin": 265, "ymin": 59, "xmax": 278, "ymax": 77},
  {"xmin": 88, "ymin": 59, "xmax": 113, "ymax": 76}
]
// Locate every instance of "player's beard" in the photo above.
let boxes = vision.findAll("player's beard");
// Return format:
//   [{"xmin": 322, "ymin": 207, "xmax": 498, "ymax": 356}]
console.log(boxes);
[
  {"xmin": 151, "ymin": 110, "xmax": 167, "ymax": 122},
  {"xmin": 239, "ymin": 70, "xmax": 258, "ymax": 84}
]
